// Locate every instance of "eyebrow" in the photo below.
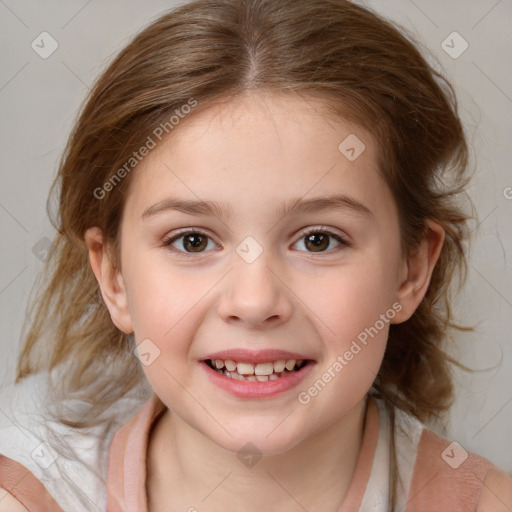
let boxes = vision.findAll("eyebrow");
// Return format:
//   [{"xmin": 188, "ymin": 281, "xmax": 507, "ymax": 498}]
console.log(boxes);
[{"xmin": 141, "ymin": 194, "xmax": 374, "ymax": 222}]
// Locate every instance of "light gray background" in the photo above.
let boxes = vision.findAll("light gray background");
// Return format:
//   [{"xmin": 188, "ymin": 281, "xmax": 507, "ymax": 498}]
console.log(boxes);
[{"xmin": 0, "ymin": 0, "xmax": 511, "ymax": 471}]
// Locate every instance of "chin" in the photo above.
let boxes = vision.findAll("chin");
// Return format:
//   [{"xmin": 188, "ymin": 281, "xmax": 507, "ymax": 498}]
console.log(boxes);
[{"xmin": 207, "ymin": 423, "xmax": 305, "ymax": 458}]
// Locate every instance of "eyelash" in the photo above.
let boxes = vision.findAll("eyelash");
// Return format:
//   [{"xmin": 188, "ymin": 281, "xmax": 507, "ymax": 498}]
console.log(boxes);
[{"xmin": 161, "ymin": 227, "xmax": 350, "ymax": 258}]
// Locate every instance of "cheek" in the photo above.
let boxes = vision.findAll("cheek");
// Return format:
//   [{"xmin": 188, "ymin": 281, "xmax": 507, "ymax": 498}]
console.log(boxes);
[
  {"xmin": 129, "ymin": 286, "xmax": 205, "ymax": 408},
  {"xmin": 124, "ymin": 255, "xmax": 224, "ymax": 366},
  {"xmin": 305, "ymin": 261, "xmax": 395, "ymax": 341},
  {"xmin": 299, "ymin": 259, "xmax": 398, "ymax": 400},
  {"xmin": 124, "ymin": 253, "xmax": 199, "ymax": 338}
]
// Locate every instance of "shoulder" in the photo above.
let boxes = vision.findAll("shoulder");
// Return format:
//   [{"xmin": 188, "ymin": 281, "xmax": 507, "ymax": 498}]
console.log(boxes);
[
  {"xmin": 476, "ymin": 467, "xmax": 512, "ymax": 512},
  {"xmin": 406, "ymin": 424, "xmax": 504, "ymax": 510},
  {"xmin": 371, "ymin": 399, "xmax": 512, "ymax": 510},
  {"xmin": 0, "ymin": 372, "xmax": 155, "ymax": 512},
  {"xmin": 0, "ymin": 487, "xmax": 29, "ymax": 512}
]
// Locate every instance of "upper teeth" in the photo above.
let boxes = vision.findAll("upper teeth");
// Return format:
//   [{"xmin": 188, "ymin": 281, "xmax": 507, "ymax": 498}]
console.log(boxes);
[{"xmin": 212, "ymin": 359, "xmax": 303, "ymax": 375}]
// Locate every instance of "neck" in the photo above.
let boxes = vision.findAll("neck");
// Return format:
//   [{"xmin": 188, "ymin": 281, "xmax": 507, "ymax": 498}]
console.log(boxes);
[{"xmin": 147, "ymin": 396, "xmax": 369, "ymax": 512}]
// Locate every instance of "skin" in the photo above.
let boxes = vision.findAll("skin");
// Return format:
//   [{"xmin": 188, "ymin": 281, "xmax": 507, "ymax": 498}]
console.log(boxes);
[{"xmin": 85, "ymin": 92, "xmax": 445, "ymax": 512}]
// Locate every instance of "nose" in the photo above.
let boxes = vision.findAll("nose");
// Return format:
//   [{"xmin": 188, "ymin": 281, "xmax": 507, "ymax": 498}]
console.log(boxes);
[{"xmin": 216, "ymin": 250, "xmax": 293, "ymax": 329}]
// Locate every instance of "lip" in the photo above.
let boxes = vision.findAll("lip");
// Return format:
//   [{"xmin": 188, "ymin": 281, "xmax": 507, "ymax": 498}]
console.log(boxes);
[
  {"xmin": 201, "ymin": 348, "xmax": 312, "ymax": 364},
  {"xmin": 199, "ymin": 358, "xmax": 316, "ymax": 399}
]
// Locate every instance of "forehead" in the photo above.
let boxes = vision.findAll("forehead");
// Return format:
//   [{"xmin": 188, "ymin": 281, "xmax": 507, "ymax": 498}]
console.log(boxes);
[{"xmin": 124, "ymin": 92, "xmax": 395, "ymax": 225}]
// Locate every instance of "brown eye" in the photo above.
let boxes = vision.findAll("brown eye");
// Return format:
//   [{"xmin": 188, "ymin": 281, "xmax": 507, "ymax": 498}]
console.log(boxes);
[
  {"xmin": 162, "ymin": 229, "xmax": 217, "ymax": 256},
  {"xmin": 181, "ymin": 233, "xmax": 208, "ymax": 252},
  {"xmin": 293, "ymin": 228, "xmax": 349, "ymax": 253},
  {"xmin": 304, "ymin": 232, "xmax": 330, "ymax": 252}
]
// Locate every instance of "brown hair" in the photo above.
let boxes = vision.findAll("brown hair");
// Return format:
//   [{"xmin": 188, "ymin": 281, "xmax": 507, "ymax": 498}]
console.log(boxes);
[{"xmin": 17, "ymin": 0, "xmax": 475, "ymax": 507}]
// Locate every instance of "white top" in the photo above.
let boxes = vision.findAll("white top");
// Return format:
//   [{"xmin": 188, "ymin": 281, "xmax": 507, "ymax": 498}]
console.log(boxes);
[{"xmin": 0, "ymin": 370, "xmax": 152, "ymax": 511}]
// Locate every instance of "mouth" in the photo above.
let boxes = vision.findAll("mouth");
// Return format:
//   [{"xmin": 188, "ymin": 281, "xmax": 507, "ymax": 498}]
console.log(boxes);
[{"xmin": 203, "ymin": 358, "xmax": 311, "ymax": 382}]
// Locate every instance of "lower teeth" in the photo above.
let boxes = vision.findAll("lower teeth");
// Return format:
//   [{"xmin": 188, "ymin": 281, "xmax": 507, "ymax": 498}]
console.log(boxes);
[{"xmin": 215, "ymin": 367, "xmax": 297, "ymax": 381}]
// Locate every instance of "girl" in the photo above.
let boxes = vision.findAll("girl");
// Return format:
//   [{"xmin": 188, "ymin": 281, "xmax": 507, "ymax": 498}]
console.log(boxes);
[{"xmin": 1, "ymin": 0, "xmax": 511, "ymax": 511}]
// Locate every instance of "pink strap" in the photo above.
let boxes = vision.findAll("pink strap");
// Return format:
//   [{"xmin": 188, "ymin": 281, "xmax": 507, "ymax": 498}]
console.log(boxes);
[
  {"xmin": 106, "ymin": 394, "xmax": 166, "ymax": 512},
  {"xmin": 407, "ymin": 428, "xmax": 495, "ymax": 510},
  {"xmin": 338, "ymin": 397, "xmax": 380, "ymax": 510},
  {"xmin": 0, "ymin": 454, "xmax": 63, "ymax": 511}
]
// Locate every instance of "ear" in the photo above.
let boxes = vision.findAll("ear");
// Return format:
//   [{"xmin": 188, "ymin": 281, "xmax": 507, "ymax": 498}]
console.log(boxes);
[
  {"xmin": 391, "ymin": 220, "xmax": 445, "ymax": 324},
  {"xmin": 84, "ymin": 226, "xmax": 134, "ymax": 334}
]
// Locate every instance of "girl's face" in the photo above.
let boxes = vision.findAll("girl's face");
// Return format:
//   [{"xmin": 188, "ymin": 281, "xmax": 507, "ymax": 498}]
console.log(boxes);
[{"xmin": 91, "ymin": 93, "xmax": 440, "ymax": 455}]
